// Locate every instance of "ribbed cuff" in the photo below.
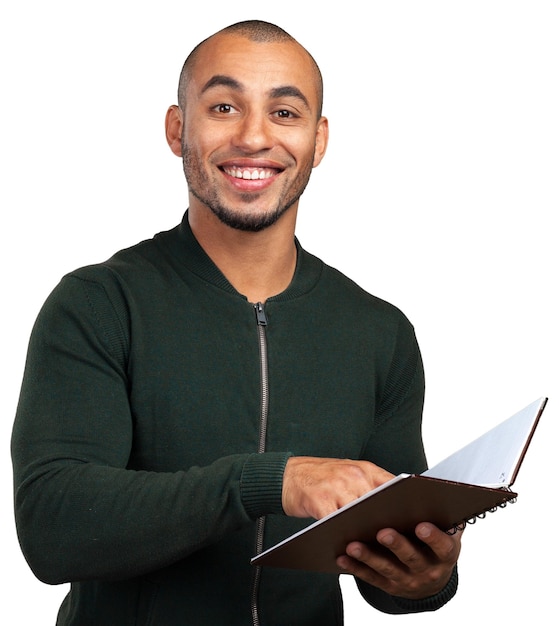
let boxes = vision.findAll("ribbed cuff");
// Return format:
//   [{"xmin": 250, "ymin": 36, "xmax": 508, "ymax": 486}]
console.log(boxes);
[
  {"xmin": 392, "ymin": 564, "xmax": 459, "ymax": 613},
  {"xmin": 240, "ymin": 452, "xmax": 292, "ymax": 519}
]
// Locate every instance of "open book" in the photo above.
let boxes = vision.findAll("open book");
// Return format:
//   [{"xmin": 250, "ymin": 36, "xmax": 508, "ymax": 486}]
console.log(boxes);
[{"xmin": 251, "ymin": 397, "xmax": 547, "ymax": 573}]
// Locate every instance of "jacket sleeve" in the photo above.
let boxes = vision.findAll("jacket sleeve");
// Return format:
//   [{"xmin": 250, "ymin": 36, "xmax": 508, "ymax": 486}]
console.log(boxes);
[
  {"xmin": 357, "ymin": 313, "xmax": 458, "ymax": 613},
  {"xmin": 11, "ymin": 273, "xmax": 289, "ymax": 585}
]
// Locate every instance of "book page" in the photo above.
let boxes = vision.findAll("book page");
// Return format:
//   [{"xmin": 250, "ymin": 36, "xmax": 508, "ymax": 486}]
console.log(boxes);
[{"xmin": 422, "ymin": 397, "xmax": 546, "ymax": 487}]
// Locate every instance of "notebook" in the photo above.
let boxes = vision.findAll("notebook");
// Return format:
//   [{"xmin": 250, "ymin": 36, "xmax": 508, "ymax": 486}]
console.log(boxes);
[{"xmin": 251, "ymin": 397, "xmax": 547, "ymax": 573}]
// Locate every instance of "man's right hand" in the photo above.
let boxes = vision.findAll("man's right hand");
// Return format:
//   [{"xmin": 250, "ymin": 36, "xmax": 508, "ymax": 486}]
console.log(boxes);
[{"xmin": 281, "ymin": 456, "xmax": 394, "ymax": 520}]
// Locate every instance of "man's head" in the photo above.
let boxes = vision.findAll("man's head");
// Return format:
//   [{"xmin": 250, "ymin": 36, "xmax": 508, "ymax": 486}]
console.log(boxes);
[
  {"xmin": 165, "ymin": 20, "xmax": 328, "ymax": 232},
  {"xmin": 177, "ymin": 21, "xmax": 324, "ymax": 120}
]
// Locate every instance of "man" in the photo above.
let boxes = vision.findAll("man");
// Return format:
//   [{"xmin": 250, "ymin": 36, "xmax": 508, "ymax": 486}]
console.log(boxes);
[{"xmin": 12, "ymin": 20, "xmax": 460, "ymax": 625}]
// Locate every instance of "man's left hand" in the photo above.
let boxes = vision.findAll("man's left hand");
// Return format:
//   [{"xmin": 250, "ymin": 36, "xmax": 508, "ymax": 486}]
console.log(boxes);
[{"xmin": 336, "ymin": 523, "xmax": 462, "ymax": 599}]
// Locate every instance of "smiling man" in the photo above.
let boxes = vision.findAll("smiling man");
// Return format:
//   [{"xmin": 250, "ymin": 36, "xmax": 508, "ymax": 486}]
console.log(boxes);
[
  {"xmin": 165, "ymin": 25, "xmax": 329, "ymax": 303},
  {"xmin": 12, "ymin": 20, "xmax": 460, "ymax": 625}
]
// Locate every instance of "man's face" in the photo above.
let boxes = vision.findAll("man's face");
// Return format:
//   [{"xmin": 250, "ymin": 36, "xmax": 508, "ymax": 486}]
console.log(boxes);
[{"xmin": 180, "ymin": 33, "xmax": 328, "ymax": 232}]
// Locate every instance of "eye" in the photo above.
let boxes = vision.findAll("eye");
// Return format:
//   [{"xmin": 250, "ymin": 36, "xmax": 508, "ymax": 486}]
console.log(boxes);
[
  {"xmin": 275, "ymin": 109, "xmax": 293, "ymax": 119},
  {"xmin": 213, "ymin": 103, "xmax": 235, "ymax": 114}
]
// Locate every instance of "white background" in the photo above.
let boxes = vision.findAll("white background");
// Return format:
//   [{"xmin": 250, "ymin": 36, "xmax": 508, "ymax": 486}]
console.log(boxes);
[{"xmin": 1, "ymin": 1, "xmax": 557, "ymax": 624}]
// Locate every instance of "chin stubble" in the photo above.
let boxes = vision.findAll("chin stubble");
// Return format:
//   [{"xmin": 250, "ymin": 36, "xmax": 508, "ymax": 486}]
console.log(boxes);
[{"xmin": 182, "ymin": 143, "xmax": 314, "ymax": 232}]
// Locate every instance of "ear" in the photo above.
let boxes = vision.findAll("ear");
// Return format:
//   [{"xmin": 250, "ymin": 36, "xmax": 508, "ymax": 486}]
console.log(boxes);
[
  {"xmin": 165, "ymin": 105, "xmax": 183, "ymax": 157},
  {"xmin": 312, "ymin": 116, "xmax": 329, "ymax": 168}
]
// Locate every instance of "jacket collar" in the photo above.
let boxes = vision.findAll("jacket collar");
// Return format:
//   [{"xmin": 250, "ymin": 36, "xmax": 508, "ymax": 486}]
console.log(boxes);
[{"xmin": 161, "ymin": 210, "xmax": 323, "ymax": 302}]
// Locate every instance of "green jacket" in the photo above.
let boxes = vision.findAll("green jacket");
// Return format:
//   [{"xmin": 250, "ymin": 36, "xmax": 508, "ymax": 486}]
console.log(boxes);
[{"xmin": 12, "ymin": 212, "xmax": 457, "ymax": 625}]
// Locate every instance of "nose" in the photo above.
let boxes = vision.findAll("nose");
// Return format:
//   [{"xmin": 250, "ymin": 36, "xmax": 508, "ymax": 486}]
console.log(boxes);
[{"xmin": 232, "ymin": 110, "xmax": 273, "ymax": 153}]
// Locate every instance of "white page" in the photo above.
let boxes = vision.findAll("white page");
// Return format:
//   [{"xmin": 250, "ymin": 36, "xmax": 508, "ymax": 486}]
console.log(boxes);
[{"xmin": 422, "ymin": 397, "xmax": 546, "ymax": 487}]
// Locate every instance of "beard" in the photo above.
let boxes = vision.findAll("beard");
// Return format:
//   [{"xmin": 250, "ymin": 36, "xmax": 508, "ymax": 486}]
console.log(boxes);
[{"xmin": 181, "ymin": 143, "xmax": 314, "ymax": 232}]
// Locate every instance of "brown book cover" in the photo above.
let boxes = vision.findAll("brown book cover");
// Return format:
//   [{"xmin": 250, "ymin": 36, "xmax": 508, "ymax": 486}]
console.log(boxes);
[{"xmin": 251, "ymin": 475, "xmax": 516, "ymax": 573}]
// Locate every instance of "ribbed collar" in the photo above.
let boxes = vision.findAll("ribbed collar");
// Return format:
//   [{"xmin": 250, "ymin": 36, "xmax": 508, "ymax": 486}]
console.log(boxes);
[{"xmin": 158, "ymin": 210, "xmax": 324, "ymax": 302}]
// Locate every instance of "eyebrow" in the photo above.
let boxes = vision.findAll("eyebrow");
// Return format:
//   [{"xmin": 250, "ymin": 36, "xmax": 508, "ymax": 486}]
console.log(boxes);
[
  {"xmin": 201, "ymin": 74, "xmax": 311, "ymax": 111},
  {"xmin": 201, "ymin": 74, "xmax": 242, "ymax": 94},
  {"xmin": 269, "ymin": 85, "xmax": 310, "ymax": 111}
]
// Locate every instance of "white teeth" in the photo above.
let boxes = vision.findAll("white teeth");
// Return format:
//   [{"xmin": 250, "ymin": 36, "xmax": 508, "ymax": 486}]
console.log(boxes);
[{"xmin": 224, "ymin": 167, "xmax": 275, "ymax": 180}]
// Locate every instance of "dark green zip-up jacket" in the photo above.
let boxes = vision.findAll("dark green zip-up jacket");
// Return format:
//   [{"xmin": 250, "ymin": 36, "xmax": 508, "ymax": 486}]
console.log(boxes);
[{"xmin": 12, "ymin": 212, "xmax": 457, "ymax": 624}]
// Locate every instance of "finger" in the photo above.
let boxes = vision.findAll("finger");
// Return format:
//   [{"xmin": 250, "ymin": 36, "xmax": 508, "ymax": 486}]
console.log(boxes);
[
  {"xmin": 375, "ymin": 530, "xmax": 433, "ymax": 573},
  {"xmin": 413, "ymin": 523, "xmax": 463, "ymax": 563},
  {"xmin": 336, "ymin": 545, "xmax": 396, "ymax": 591}
]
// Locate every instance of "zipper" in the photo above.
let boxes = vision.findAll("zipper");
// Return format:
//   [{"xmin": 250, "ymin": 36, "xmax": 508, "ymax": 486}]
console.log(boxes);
[{"xmin": 250, "ymin": 302, "xmax": 269, "ymax": 626}]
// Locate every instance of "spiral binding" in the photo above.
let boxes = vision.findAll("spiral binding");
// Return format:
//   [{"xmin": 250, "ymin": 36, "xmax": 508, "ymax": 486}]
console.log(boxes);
[{"xmin": 446, "ymin": 487, "xmax": 517, "ymax": 535}]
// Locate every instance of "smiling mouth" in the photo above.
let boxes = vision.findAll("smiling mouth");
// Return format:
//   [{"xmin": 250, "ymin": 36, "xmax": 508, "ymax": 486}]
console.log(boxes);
[{"xmin": 222, "ymin": 166, "xmax": 278, "ymax": 180}]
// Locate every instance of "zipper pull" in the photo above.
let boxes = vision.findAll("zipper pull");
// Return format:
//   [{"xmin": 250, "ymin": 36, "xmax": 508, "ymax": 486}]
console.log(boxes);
[{"xmin": 254, "ymin": 302, "xmax": 268, "ymax": 326}]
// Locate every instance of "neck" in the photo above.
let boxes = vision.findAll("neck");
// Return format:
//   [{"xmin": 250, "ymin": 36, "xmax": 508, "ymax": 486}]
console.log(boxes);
[{"xmin": 188, "ymin": 204, "xmax": 298, "ymax": 303}]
